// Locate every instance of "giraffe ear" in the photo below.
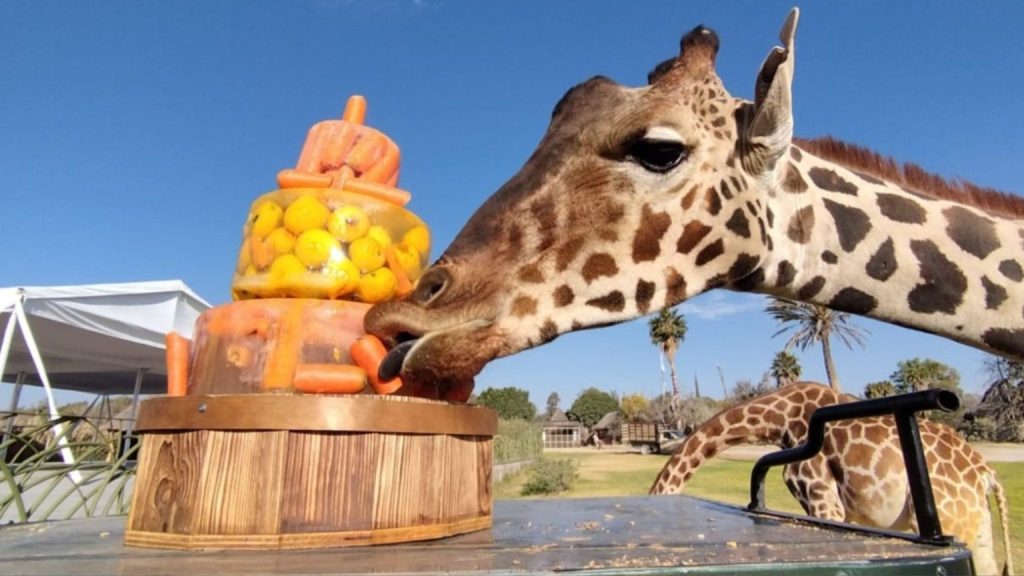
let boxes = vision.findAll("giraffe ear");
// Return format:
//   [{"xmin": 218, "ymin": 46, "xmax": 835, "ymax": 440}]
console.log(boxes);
[{"xmin": 746, "ymin": 8, "xmax": 799, "ymax": 173}]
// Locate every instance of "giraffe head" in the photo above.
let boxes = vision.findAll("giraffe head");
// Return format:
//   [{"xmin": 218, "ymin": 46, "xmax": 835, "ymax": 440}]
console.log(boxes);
[{"xmin": 366, "ymin": 10, "xmax": 801, "ymax": 396}]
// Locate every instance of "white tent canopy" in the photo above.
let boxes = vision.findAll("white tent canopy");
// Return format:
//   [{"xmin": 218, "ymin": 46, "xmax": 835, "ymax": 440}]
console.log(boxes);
[{"xmin": 1, "ymin": 280, "xmax": 210, "ymax": 395}]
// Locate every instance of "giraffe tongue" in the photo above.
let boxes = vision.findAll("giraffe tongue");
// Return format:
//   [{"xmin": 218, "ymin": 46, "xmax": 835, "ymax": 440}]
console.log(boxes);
[{"xmin": 378, "ymin": 340, "xmax": 416, "ymax": 381}]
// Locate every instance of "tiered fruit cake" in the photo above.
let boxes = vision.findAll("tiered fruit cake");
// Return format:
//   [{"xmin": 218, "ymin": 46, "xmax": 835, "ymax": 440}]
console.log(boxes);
[{"xmin": 173, "ymin": 96, "xmax": 431, "ymax": 398}]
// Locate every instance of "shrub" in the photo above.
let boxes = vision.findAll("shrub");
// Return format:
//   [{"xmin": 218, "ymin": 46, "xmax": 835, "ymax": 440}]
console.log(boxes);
[
  {"xmin": 521, "ymin": 458, "xmax": 579, "ymax": 496},
  {"xmin": 494, "ymin": 419, "xmax": 542, "ymax": 464}
]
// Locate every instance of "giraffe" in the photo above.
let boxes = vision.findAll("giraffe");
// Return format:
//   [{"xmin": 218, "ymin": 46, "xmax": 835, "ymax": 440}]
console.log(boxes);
[
  {"xmin": 649, "ymin": 382, "xmax": 1013, "ymax": 575},
  {"xmin": 363, "ymin": 7, "xmax": 1021, "ymax": 571}
]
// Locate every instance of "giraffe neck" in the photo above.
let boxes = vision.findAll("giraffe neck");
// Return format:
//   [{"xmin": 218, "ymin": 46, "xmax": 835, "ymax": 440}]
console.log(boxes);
[
  {"xmin": 754, "ymin": 146, "xmax": 1024, "ymax": 359},
  {"xmin": 651, "ymin": 383, "xmax": 840, "ymax": 494}
]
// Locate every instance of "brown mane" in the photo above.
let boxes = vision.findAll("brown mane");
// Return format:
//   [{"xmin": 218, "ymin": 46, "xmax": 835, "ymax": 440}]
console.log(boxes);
[{"xmin": 793, "ymin": 136, "xmax": 1024, "ymax": 220}]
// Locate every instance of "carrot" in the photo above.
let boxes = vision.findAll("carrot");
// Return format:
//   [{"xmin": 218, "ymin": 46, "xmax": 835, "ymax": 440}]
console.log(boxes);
[
  {"xmin": 349, "ymin": 335, "xmax": 404, "ymax": 394},
  {"xmin": 360, "ymin": 140, "xmax": 400, "ymax": 184},
  {"xmin": 385, "ymin": 245, "xmax": 413, "ymax": 297},
  {"xmin": 262, "ymin": 302, "xmax": 303, "ymax": 390},
  {"xmin": 343, "ymin": 179, "xmax": 412, "ymax": 207},
  {"xmin": 293, "ymin": 364, "xmax": 367, "ymax": 394},
  {"xmin": 250, "ymin": 234, "xmax": 275, "ymax": 270},
  {"xmin": 321, "ymin": 122, "xmax": 359, "ymax": 171},
  {"xmin": 295, "ymin": 123, "xmax": 326, "ymax": 172},
  {"xmin": 277, "ymin": 169, "xmax": 331, "ymax": 189},
  {"xmin": 385, "ymin": 170, "xmax": 399, "ymax": 188},
  {"xmin": 329, "ymin": 166, "xmax": 356, "ymax": 189},
  {"xmin": 342, "ymin": 95, "xmax": 367, "ymax": 125},
  {"xmin": 346, "ymin": 132, "xmax": 386, "ymax": 173},
  {"xmin": 166, "ymin": 332, "xmax": 190, "ymax": 396}
]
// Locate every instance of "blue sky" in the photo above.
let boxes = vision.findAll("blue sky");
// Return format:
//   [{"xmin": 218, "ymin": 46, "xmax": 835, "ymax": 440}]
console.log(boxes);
[{"xmin": 2, "ymin": 1, "xmax": 1022, "ymax": 410}]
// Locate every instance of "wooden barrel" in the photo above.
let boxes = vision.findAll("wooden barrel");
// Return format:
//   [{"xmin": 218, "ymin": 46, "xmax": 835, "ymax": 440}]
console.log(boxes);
[{"xmin": 124, "ymin": 394, "xmax": 496, "ymax": 550}]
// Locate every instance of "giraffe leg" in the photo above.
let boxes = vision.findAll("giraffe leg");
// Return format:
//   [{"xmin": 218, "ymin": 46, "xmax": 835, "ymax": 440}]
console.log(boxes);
[{"xmin": 782, "ymin": 458, "xmax": 844, "ymax": 521}]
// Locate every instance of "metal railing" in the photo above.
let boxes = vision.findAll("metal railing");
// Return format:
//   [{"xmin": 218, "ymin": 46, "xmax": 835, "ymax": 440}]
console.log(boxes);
[
  {"xmin": 1, "ymin": 411, "xmax": 138, "ymax": 523},
  {"xmin": 747, "ymin": 389, "xmax": 959, "ymax": 545}
]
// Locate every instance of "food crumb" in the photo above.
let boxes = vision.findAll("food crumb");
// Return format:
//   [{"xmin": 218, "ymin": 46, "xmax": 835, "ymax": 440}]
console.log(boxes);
[{"xmin": 726, "ymin": 541, "xmax": 738, "ymax": 548}]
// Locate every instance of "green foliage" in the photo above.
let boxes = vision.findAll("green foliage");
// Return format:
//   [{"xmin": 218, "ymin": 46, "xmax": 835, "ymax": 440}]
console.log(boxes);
[
  {"xmin": 677, "ymin": 396, "xmax": 721, "ymax": 432},
  {"xmin": 568, "ymin": 388, "xmax": 619, "ymax": 429},
  {"xmin": 544, "ymin": 392, "xmax": 561, "ymax": 420},
  {"xmin": 864, "ymin": 380, "xmax": 897, "ymax": 399},
  {"xmin": 770, "ymin": 350, "xmax": 802, "ymax": 387},
  {"xmin": 521, "ymin": 458, "xmax": 579, "ymax": 496},
  {"xmin": 619, "ymin": 393, "xmax": 649, "ymax": 421},
  {"xmin": 648, "ymin": 307, "xmax": 688, "ymax": 352},
  {"xmin": 476, "ymin": 386, "xmax": 537, "ymax": 421},
  {"xmin": 890, "ymin": 357, "xmax": 961, "ymax": 394},
  {"xmin": 493, "ymin": 419, "xmax": 543, "ymax": 464}
]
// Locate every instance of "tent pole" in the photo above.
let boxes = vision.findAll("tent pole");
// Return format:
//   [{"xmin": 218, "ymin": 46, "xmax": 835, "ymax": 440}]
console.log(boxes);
[
  {"xmin": 2, "ymin": 372, "xmax": 26, "ymax": 461},
  {"xmin": 0, "ymin": 302, "xmax": 19, "ymax": 390},
  {"xmin": 123, "ymin": 368, "xmax": 145, "ymax": 456},
  {"xmin": 12, "ymin": 299, "xmax": 82, "ymax": 483}
]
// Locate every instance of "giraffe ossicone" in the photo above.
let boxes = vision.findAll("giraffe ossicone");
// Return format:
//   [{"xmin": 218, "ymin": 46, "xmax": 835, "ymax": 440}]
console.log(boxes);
[{"xmin": 365, "ymin": 7, "xmax": 1024, "ymax": 398}]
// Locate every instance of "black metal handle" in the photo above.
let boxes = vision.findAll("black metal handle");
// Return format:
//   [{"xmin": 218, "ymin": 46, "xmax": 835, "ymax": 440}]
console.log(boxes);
[{"xmin": 747, "ymin": 389, "xmax": 959, "ymax": 544}]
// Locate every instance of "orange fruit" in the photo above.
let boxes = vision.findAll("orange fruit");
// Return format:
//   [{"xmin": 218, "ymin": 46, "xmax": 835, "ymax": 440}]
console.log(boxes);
[
  {"xmin": 402, "ymin": 225, "xmax": 430, "ymax": 256},
  {"xmin": 265, "ymin": 228, "xmax": 297, "ymax": 257},
  {"xmin": 250, "ymin": 201, "xmax": 283, "ymax": 238},
  {"xmin": 348, "ymin": 236, "xmax": 386, "ymax": 272},
  {"xmin": 294, "ymin": 229, "xmax": 341, "ymax": 268},
  {"xmin": 366, "ymin": 225, "xmax": 393, "ymax": 250},
  {"xmin": 327, "ymin": 205, "xmax": 370, "ymax": 242},
  {"xmin": 323, "ymin": 258, "xmax": 361, "ymax": 297},
  {"xmin": 356, "ymin": 268, "xmax": 397, "ymax": 303},
  {"xmin": 283, "ymin": 195, "xmax": 329, "ymax": 234}
]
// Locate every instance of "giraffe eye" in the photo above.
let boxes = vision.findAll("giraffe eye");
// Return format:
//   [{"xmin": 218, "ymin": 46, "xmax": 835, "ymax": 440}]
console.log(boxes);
[{"xmin": 627, "ymin": 138, "xmax": 689, "ymax": 173}]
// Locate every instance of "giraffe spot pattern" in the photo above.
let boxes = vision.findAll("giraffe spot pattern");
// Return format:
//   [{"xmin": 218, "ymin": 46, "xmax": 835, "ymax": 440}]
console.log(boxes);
[
  {"xmin": 530, "ymin": 197, "xmax": 558, "ymax": 252},
  {"xmin": 981, "ymin": 328, "xmax": 1024, "ymax": 357},
  {"xmin": 829, "ymin": 287, "xmax": 878, "ymax": 315},
  {"xmin": 511, "ymin": 295, "xmax": 538, "ymax": 318},
  {"xmin": 635, "ymin": 279, "xmax": 656, "ymax": 315},
  {"xmin": 865, "ymin": 237, "xmax": 897, "ymax": 281},
  {"xmin": 631, "ymin": 204, "xmax": 672, "ymax": 263},
  {"xmin": 665, "ymin": 268, "xmax": 687, "ymax": 304},
  {"xmin": 538, "ymin": 320, "xmax": 558, "ymax": 344},
  {"xmin": 876, "ymin": 193, "xmax": 927, "ymax": 224},
  {"xmin": 999, "ymin": 259, "xmax": 1023, "ymax": 282},
  {"xmin": 776, "ymin": 260, "xmax": 797, "ymax": 287},
  {"xmin": 555, "ymin": 237, "xmax": 585, "ymax": 271},
  {"xmin": 943, "ymin": 206, "xmax": 1000, "ymax": 259},
  {"xmin": 719, "ymin": 179, "xmax": 733, "ymax": 200},
  {"xmin": 695, "ymin": 239, "xmax": 725, "ymax": 266},
  {"xmin": 704, "ymin": 187, "xmax": 722, "ymax": 216},
  {"xmin": 725, "ymin": 208, "xmax": 751, "ymax": 238},
  {"xmin": 823, "ymin": 199, "xmax": 872, "ymax": 252},
  {"xmin": 821, "ymin": 251, "xmax": 838, "ymax": 264},
  {"xmin": 787, "ymin": 206, "xmax": 815, "ymax": 244},
  {"xmin": 797, "ymin": 276, "xmax": 826, "ymax": 300},
  {"xmin": 681, "ymin": 185, "xmax": 699, "ymax": 210},
  {"xmin": 729, "ymin": 254, "xmax": 762, "ymax": 291},
  {"xmin": 553, "ymin": 285, "xmax": 574, "ymax": 307},
  {"xmin": 586, "ymin": 290, "xmax": 625, "ymax": 312},
  {"xmin": 854, "ymin": 171, "xmax": 885, "ymax": 185},
  {"xmin": 808, "ymin": 167, "xmax": 859, "ymax": 196},
  {"xmin": 782, "ymin": 162, "xmax": 808, "ymax": 193},
  {"xmin": 517, "ymin": 264, "xmax": 544, "ymax": 283},
  {"xmin": 981, "ymin": 276, "xmax": 1008, "ymax": 310},
  {"xmin": 582, "ymin": 253, "xmax": 618, "ymax": 283},
  {"xmin": 677, "ymin": 221, "xmax": 712, "ymax": 255},
  {"xmin": 908, "ymin": 239, "xmax": 968, "ymax": 315},
  {"xmin": 790, "ymin": 146, "xmax": 803, "ymax": 162}
]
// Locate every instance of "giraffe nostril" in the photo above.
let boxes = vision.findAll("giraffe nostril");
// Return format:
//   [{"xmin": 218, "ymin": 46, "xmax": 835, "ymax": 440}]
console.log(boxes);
[{"xmin": 411, "ymin": 267, "xmax": 451, "ymax": 306}]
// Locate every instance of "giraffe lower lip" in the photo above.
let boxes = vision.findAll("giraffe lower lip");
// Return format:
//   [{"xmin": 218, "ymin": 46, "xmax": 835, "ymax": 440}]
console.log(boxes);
[{"xmin": 378, "ymin": 339, "xmax": 416, "ymax": 381}]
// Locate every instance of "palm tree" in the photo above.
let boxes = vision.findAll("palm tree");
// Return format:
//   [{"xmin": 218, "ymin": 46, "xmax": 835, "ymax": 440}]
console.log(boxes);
[
  {"xmin": 765, "ymin": 297, "xmax": 868, "ymax": 392},
  {"xmin": 770, "ymin": 350, "xmax": 802, "ymax": 388},
  {"xmin": 648, "ymin": 307, "xmax": 688, "ymax": 405}
]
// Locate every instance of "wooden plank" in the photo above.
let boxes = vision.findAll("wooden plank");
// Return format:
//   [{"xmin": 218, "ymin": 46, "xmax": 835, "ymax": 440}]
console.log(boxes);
[
  {"xmin": 135, "ymin": 395, "xmax": 497, "ymax": 435},
  {"xmin": 126, "ymin": 431, "xmax": 206, "ymax": 534},
  {"xmin": 279, "ymin": 431, "xmax": 381, "ymax": 533},
  {"xmin": 191, "ymin": 430, "xmax": 287, "ymax": 535}
]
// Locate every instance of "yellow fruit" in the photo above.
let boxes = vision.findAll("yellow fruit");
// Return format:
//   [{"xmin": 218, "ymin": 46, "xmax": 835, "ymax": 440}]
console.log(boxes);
[
  {"xmin": 348, "ymin": 236, "xmax": 386, "ymax": 272},
  {"xmin": 283, "ymin": 195, "xmax": 329, "ymax": 234},
  {"xmin": 356, "ymin": 268, "xmax": 397, "ymax": 303},
  {"xmin": 236, "ymin": 238, "xmax": 252, "ymax": 273},
  {"xmin": 294, "ymin": 229, "xmax": 341, "ymax": 268},
  {"xmin": 323, "ymin": 258, "xmax": 361, "ymax": 297},
  {"xmin": 327, "ymin": 205, "xmax": 370, "ymax": 242},
  {"xmin": 391, "ymin": 242, "xmax": 423, "ymax": 280},
  {"xmin": 268, "ymin": 254, "xmax": 306, "ymax": 289},
  {"xmin": 402, "ymin": 225, "xmax": 430, "ymax": 256},
  {"xmin": 251, "ymin": 201, "xmax": 283, "ymax": 238},
  {"xmin": 265, "ymin": 228, "xmax": 297, "ymax": 257},
  {"xmin": 366, "ymin": 225, "xmax": 393, "ymax": 250}
]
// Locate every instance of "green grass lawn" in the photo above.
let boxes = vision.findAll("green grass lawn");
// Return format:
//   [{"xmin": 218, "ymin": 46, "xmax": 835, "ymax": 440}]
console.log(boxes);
[{"xmin": 495, "ymin": 452, "xmax": 1023, "ymax": 571}]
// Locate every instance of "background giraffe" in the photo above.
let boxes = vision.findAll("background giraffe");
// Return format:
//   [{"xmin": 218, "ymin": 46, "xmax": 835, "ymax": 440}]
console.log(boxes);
[
  {"xmin": 364, "ymin": 8, "xmax": 1022, "ymax": 573},
  {"xmin": 650, "ymin": 382, "xmax": 1012, "ymax": 575}
]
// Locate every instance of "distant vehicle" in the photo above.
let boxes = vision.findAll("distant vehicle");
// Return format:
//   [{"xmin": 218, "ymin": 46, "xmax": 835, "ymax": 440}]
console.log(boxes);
[{"xmin": 621, "ymin": 422, "xmax": 686, "ymax": 455}]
